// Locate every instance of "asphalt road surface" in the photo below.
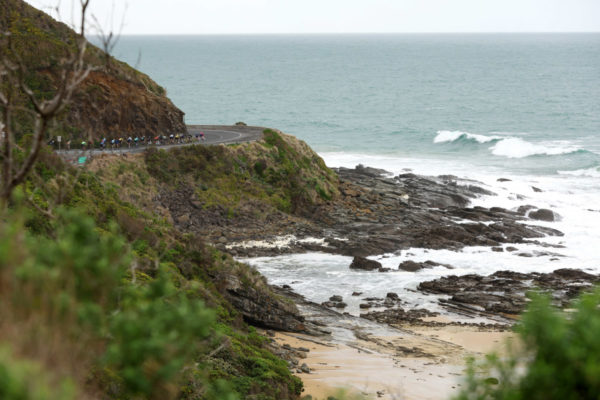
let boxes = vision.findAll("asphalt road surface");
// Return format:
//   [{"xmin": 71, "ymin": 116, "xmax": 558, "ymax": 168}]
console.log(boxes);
[{"xmin": 55, "ymin": 125, "xmax": 265, "ymax": 160}]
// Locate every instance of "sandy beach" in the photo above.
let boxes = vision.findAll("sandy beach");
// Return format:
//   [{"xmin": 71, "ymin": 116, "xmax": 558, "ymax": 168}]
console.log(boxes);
[{"xmin": 273, "ymin": 323, "xmax": 514, "ymax": 400}]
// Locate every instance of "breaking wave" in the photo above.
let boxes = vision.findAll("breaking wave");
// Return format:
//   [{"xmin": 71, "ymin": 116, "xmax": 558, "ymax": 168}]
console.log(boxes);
[
  {"xmin": 434, "ymin": 130, "xmax": 585, "ymax": 159},
  {"xmin": 489, "ymin": 138, "xmax": 583, "ymax": 159},
  {"xmin": 433, "ymin": 130, "xmax": 503, "ymax": 144}
]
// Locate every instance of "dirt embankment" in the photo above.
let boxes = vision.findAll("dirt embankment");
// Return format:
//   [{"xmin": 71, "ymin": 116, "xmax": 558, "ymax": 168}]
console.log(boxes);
[{"xmin": 67, "ymin": 70, "xmax": 186, "ymax": 139}]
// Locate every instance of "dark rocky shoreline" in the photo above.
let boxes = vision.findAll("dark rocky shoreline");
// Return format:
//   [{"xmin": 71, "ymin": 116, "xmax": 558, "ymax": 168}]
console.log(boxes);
[
  {"xmin": 220, "ymin": 165, "xmax": 563, "ymax": 259},
  {"xmin": 167, "ymin": 163, "xmax": 595, "ymax": 328}
]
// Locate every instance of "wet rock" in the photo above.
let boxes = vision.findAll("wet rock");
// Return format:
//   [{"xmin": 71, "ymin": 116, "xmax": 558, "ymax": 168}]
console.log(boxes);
[
  {"xmin": 300, "ymin": 363, "xmax": 310, "ymax": 373},
  {"xmin": 321, "ymin": 301, "xmax": 347, "ymax": 309},
  {"xmin": 517, "ymin": 205, "xmax": 536, "ymax": 215},
  {"xmin": 359, "ymin": 303, "xmax": 372, "ymax": 309},
  {"xmin": 466, "ymin": 185, "xmax": 494, "ymax": 196},
  {"xmin": 398, "ymin": 260, "xmax": 425, "ymax": 272},
  {"xmin": 329, "ymin": 295, "xmax": 343, "ymax": 302},
  {"xmin": 497, "ymin": 178, "xmax": 512, "ymax": 182},
  {"xmin": 418, "ymin": 269, "xmax": 600, "ymax": 318},
  {"xmin": 491, "ymin": 247, "xmax": 504, "ymax": 252},
  {"xmin": 506, "ymin": 246, "xmax": 518, "ymax": 252},
  {"xmin": 553, "ymin": 268, "xmax": 597, "ymax": 280},
  {"xmin": 352, "ymin": 291, "xmax": 363, "ymax": 296},
  {"xmin": 529, "ymin": 208, "xmax": 557, "ymax": 222},
  {"xmin": 531, "ymin": 186, "xmax": 543, "ymax": 193},
  {"xmin": 386, "ymin": 292, "xmax": 400, "ymax": 301},
  {"xmin": 350, "ymin": 256, "xmax": 382, "ymax": 271},
  {"xmin": 361, "ymin": 307, "xmax": 439, "ymax": 325},
  {"xmin": 398, "ymin": 260, "xmax": 449, "ymax": 272},
  {"xmin": 355, "ymin": 164, "xmax": 390, "ymax": 177}
]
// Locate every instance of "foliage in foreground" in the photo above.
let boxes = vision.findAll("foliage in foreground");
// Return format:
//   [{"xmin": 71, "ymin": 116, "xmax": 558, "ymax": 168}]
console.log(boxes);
[
  {"xmin": 1, "ymin": 146, "xmax": 303, "ymax": 399},
  {"xmin": 0, "ymin": 207, "xmax": 231, "ymax": 399},
  {"xmin": 455, "ymin": 288, "xmax": 600, "ymax": 400}
]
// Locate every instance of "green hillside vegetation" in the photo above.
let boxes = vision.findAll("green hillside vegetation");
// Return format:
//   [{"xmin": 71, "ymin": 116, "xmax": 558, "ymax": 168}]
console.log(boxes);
[
  {"xmin": 0, "ymin": 142, "xmax": 306, "ymax": 399},
  {"xmin": 0, "ymin": 0, "xmax": 185, "ymax": 141},
  {"xmin": 144, "ymin": 129, "xmax": 338, "ymax": 215}
]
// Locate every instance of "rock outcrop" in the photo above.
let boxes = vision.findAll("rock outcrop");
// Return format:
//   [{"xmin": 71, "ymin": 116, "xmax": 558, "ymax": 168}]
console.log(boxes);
[
  {"xmin": 219, "ymin": 268, "xmax": 308, "ymax": 332},
  {"xmin": 349, "ymin": 256, "xmax": 382, "ymax": 271},
  {"xmin": 418, "ymin": 269, "xmax": 599, "ymax": 318}
]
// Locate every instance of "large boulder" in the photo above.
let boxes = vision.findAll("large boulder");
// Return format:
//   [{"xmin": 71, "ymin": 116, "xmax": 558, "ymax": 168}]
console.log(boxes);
[
  {"xmin": 398, "ymin": 260, "xmax": 450, "ymax": 272},
  {"xmin": 398, "ymin": 260, "xmax": 426, "ymax": 272},
  {"xmin": 349, "ymin": 256, "xmax": 382, "ymax": 271},
  {"xmin": 529, "ymin": 208, "xmax": 558, "ymax": 222}
]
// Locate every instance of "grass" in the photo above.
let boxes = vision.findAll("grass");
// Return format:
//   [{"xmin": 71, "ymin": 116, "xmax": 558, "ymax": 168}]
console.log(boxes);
[{"xmin": 144, "ymin": 129, "xmax": 338, "ymax": 217}]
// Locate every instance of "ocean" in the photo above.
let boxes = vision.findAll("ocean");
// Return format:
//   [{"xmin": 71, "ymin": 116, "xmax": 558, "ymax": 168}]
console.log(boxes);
[{"xmin": 112, "ymin": 34, "xmax": 600, "ymax": 316}]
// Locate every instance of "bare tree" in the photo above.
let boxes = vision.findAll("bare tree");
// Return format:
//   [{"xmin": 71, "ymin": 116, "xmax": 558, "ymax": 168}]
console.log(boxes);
[
  {"xmin": 0, "ymin": 1, "xmax": 101, "ymax": 208},
  {"xmin": 91, "ymin": 0, "xmax": 127, "ymax": 70}
]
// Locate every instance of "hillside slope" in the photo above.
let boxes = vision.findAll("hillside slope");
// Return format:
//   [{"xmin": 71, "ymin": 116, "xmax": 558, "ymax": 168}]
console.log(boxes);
[{"xmin": 0, "ymin": 0, "xmax": 186, "ymax": 141}]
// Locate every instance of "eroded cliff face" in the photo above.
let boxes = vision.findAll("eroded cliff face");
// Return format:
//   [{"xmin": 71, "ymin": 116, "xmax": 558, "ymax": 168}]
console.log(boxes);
[
  {"xmin": 69, "ymin": 70, "xmax": 186, "ymax": 138},
  {"xmin": 0, "ymin": 0, "xmax": 186, "ymax": 140}
]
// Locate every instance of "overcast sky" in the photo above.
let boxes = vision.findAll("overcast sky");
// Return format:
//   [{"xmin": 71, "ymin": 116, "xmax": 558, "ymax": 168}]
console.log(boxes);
[{"xmin": 26, "ymin": 0, "xmax": 600, "ymax": 34}]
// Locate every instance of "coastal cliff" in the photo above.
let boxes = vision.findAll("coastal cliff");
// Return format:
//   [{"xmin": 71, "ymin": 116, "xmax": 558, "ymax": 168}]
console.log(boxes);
[
  {"xmin": 1, "ymin": 2, "xmax": 304, "ymax": 398},
  {"xmin": 0, "ymin": 0, "xmax": 186, "ymax": 141}
]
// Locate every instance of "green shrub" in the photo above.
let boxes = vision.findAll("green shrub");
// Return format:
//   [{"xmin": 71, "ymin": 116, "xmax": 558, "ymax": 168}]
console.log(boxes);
[
  {"xmin": 104, "ymin": 270, "xmax": 216, "ymax": 398},
  {"xmin": 454, "ymin": 288, "xmax": 600, "ymax": 400},
  {"xmin": 5, "ymin": 208, "xmax": 129, "ymax": 332},
  {"xmin": 0, "ymin": 347, "xmax": 76, "ymax": 400},
  {"xmin": 0, "ymin": 208, "xmax": 236, "ymax": 399}
]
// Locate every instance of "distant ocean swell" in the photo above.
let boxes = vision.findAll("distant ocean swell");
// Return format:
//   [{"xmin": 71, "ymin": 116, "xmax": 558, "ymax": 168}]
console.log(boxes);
[{"xmin": 433, "ymin": 130, "xmax": 590, "ymax": 159}]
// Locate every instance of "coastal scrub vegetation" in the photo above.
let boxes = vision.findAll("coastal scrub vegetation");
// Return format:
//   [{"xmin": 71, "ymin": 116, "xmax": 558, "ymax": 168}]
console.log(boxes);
[
  {"xmin": 455, "ymin": 288, "xmax": 600, "ymax": 400},
  {"xmin": 144, "ymin": 129, "xmax": 338, "ymax": 215},
  {"xmin": 0, "ymin": 146, "xmax": 304, "ymax": 399},
  {"xmin": 1, "ymin": 1, "xmax": 309, "ymax": 399}
]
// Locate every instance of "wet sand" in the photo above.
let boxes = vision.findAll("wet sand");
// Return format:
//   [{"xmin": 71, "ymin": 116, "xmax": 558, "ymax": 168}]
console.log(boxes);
[{"xmin": 274, "ymin": 324, "xmax": 513, "ymax": 400}]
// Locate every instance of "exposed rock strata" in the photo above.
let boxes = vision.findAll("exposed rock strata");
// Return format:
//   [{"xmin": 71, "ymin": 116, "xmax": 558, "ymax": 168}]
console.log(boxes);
[
  {"xmin": 418, "ymin": 269, "xmax": 599, "ymax": 319},
  {"xmin": 160, "ymin": 165, "xmax": 562, "ymax": 259},
  {"xmin": 210, "ymin": 165, "xmax": 563, "ymax": 257}
]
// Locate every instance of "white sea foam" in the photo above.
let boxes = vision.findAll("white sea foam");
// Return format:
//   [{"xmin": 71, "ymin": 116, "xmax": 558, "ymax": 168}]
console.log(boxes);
[
  {"xmin": 434, "ymin": 130, "xmax": 503, "ymax": 144},
  {"xmin": 557, "ymin": 166, "xmax": 600, "ymax": 178},
  {"xmin": 489, "ymin": 138, "xmax": 581, "ymax": 158},
  {"xmin": 225, "ymin": 235, "xmax": 326, "ymax": 250}
]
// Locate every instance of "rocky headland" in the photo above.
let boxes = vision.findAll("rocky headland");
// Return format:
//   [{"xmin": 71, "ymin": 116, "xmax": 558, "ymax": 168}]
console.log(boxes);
[
  {"xmin": 86, "ymin": 127, "xmax": 596, "ymax": 399},
  {"xmin": 89, "ymin": 127, "xmax": 597, "ymax": 334},
  {"xmin": 210, "ymin": 164, "xmax": 563, "ymax": 258},
  {"xmin": 8, "ymin": 0, "xmax": 593, "ymax": 397}
]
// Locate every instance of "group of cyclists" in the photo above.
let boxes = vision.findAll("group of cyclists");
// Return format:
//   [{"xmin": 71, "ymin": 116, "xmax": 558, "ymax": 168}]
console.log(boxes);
[{"xmin": 51, "ymin": 131, "xmax": 206, "ymax": 150}]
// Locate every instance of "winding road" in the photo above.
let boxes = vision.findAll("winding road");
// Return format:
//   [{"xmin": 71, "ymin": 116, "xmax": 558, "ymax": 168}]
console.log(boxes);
[{"xmin": 55, "ymin": 125, "xmax": 265, "ymax": 160}]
